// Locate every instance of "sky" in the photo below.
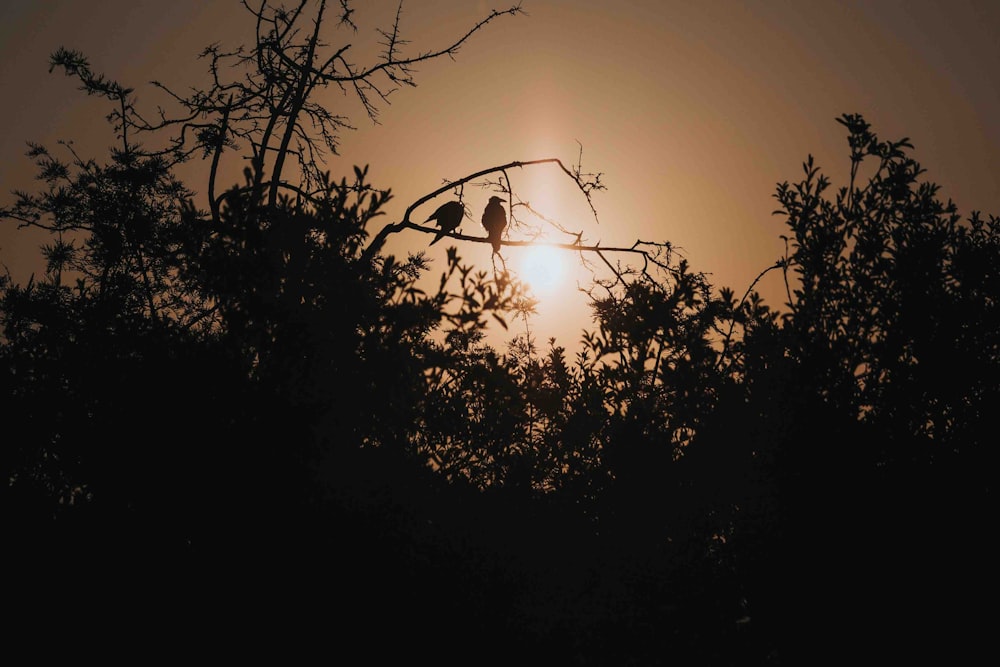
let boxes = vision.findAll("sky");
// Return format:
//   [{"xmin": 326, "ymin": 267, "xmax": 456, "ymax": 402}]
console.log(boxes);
[{"xmin": 2, "ymin": 0, "xmax": 998, "ymax": 351}]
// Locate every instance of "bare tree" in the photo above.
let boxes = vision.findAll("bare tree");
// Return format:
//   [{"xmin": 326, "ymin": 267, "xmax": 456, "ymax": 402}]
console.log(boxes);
[{"xmin": 49, "ymin": 1, "xmax": 525, "ymax": 222}]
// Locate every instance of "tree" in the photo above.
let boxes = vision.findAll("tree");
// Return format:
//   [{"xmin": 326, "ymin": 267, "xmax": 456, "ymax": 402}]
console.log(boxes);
[
  {"xmin": 3, "ymin": 1, "xmax": 997, "ymax": 663},
  {"xmin": 1, "ymin": 0, "xmax": 532, "ymax": 566},
  {"xmin": 717, "ymin": 113, "xmax": 1000, "ymax": 662},
  {"xmin": 0, "ymin": 4, "xmax": 747, "ymax": 658}
]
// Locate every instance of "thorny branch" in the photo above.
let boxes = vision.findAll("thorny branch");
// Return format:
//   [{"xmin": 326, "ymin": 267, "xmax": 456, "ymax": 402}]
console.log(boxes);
[{"xmin": 46, "ymin": 1, "xmax": 526, "ymax": 217}]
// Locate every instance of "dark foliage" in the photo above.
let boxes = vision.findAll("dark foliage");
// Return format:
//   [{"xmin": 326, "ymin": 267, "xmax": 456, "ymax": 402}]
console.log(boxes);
[{"xmin": 2, "ymin": 5, "xmax": 996, "ymax": 664}]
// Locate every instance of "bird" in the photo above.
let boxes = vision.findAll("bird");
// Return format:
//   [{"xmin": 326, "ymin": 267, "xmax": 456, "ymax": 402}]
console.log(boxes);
[
  {"xmin": 426, "ymin": 200, "xmax": 466, "ymax": 246},
  {"xmin": 481, "ymin": 196, "xmax": 507, "ymax": 254}
]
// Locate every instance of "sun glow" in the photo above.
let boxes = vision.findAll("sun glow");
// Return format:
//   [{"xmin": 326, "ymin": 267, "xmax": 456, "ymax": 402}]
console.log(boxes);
[{"xmin": 518, "ymin": 244, "xmax": 565, "ymax": 295}]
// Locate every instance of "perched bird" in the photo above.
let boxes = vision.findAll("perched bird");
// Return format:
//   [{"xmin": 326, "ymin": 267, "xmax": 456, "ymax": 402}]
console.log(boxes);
[
  {"xmin": 426, "ymin": 200, "xmax": 466, "ymax": 246},
  {"xmin": 481, "ymin": 196, "xmax": 507, "ymax": 254}
]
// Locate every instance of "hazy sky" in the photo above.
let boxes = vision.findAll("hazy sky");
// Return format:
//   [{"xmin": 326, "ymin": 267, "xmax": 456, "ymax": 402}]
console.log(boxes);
[{"xmin": 2, "ymin": 0, "xmax": 998, "ymax": 350}]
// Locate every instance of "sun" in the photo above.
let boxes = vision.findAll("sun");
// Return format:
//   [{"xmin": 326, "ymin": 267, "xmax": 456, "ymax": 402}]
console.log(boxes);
[{"xmin": 518, "ymin": 244, "xmax": 565, "ymax": 295}]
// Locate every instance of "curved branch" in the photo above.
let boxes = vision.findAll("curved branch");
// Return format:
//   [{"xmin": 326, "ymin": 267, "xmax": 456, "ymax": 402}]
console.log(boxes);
[
  {"xmin": 362, "ymin": 157, "xmax": 600, "ymax": 262},
  {"xmin": 208, "ymin": 97, "xmax": 233, "ymax": 223},
  {"xmin": 315, "ymin": 5, "xmax": 526, "ymax": 85},
  {"xmin": 714, "ymin": 259, "xmax": 786, "ymax": 372}
]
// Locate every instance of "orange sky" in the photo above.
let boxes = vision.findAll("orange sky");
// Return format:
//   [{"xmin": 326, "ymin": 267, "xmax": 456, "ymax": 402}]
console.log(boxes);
[{"xmin": 2, "ymin": 0, "xmax": 999, "ymax": 351}]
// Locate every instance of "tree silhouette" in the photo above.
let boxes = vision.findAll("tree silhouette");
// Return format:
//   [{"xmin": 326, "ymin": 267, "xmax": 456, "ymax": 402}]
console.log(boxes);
[
  {"xmin": 2, "ymin": 2, "xmax": 997, "ymax": 664},
  {"xmin": 702, "ymin": 113, "xmax": 1000, "ymax": 663}
]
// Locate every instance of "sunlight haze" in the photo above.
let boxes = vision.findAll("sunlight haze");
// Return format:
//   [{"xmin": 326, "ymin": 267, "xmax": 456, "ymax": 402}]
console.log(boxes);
[{"xmin": 1, "ymin": 0, "xmax": 998, "ymax": 351}]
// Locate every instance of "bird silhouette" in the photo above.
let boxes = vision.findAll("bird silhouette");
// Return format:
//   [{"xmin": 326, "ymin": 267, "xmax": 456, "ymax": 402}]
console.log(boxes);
[
  {"xmin": 481, "ymin": 196, "xmax": 507, "ymax": 254},
  {"xmin": 426, "ymin": 200, "xmax": 466, "ymax": 246}
]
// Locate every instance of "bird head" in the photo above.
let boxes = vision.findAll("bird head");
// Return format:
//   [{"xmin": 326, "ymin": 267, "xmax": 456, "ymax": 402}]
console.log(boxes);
[{"xmin": 489, "ymin": 196, "xmax": 505, "ymax": 204}]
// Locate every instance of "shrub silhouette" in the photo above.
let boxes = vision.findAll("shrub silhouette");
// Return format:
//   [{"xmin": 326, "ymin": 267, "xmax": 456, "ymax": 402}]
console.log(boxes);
[{"xmin": 2, "ymin": 4, "xmax": 996, "ymax": 664}]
